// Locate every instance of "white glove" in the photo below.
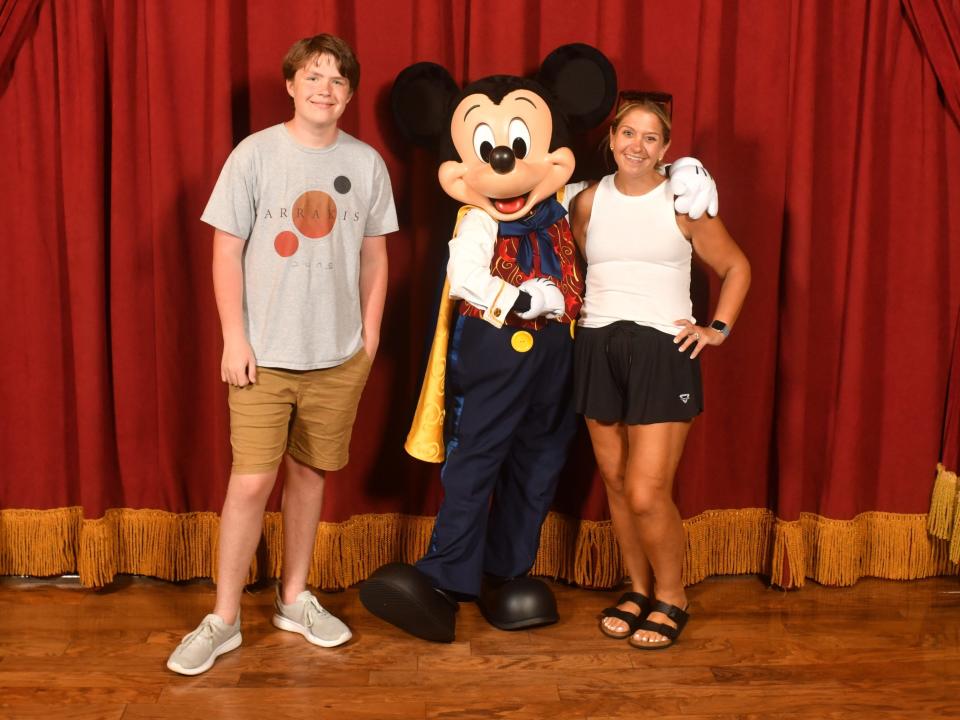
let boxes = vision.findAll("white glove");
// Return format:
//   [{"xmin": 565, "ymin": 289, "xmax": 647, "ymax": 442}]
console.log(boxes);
[
  {"xmin": 669, "ymin": 157, "xmax": 718, "ymax": 219},
  {"xmin": 516, "ymin": 279, "xmax": 546, "ymax": 320},
  {"xmin": 517, "ymin": 278, "xmax": 565, "ymax": 320}
]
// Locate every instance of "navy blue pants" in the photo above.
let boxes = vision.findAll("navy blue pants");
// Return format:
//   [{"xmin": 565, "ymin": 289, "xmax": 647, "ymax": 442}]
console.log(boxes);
[{"xmin": 415, "ymin": 315, "xmax": 577, "ymax": 596}]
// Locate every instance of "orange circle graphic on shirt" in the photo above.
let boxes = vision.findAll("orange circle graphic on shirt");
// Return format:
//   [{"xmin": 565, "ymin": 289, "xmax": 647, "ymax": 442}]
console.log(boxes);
[
  {"xmin": 292, "ymin": 190, "xmax": 337, "ymax": 238},
  {"xmin": 274, "ymin": 231, "xmax": 299, "ymax": 257}
]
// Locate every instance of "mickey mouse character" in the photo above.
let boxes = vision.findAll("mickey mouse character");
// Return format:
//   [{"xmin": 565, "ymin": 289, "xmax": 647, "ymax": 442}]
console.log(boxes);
[{"xmin": 360, "ymin": 45, "xmax": 718, "ymax": 642}]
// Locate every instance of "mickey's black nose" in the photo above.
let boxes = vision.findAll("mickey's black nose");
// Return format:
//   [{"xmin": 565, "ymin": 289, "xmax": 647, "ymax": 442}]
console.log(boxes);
[{"xmin": 489, "ymin": 146, "xmax": 516, "ymax": 174}]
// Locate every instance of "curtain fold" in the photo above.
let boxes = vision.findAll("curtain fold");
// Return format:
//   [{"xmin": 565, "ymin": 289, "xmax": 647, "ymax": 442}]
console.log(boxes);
[
  {"xmin": 0, "ymin": 0, "xmax": 43, "ymax": 89},
  {"xmin": 2, "ymin": 0, "xmax": 959, "ymax": 588},
  {"xmin": 902, "ymin": 0, "xmax": 960, "ymax": 127}
]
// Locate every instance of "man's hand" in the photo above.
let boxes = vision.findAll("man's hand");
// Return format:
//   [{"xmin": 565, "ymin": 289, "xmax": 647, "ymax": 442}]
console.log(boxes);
[{"xmin": 221, "ymin": 337, "xmax": 257, "ymax": 386}]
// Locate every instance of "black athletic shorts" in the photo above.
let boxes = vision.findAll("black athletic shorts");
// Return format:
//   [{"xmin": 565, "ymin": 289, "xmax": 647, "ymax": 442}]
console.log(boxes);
[{"xmin": 573, "ymin": 321, "xmax": 703, "ymax": 425}]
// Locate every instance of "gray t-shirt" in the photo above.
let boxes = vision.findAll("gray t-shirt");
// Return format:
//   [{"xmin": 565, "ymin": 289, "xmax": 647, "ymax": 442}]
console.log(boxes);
[{"xmin": 202, "ymin": 125, "xmax": 398, "ymax": 369}]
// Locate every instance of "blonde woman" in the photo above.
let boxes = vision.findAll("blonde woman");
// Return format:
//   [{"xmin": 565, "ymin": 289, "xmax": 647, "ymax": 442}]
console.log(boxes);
[{"xmin": 571, "ymin": 94, "xmax": 750, "ymax": 649}]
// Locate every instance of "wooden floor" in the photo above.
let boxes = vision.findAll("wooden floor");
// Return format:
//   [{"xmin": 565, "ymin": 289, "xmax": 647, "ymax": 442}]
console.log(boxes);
[{"xmin": 0, "ymin": 574, "xmax": 958, "ymax": 719}]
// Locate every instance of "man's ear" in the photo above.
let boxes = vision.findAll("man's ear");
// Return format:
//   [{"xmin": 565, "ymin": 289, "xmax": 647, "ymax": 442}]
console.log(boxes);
[
  {"xmin": 390, "ymin": 62, "xmax": 460, "ymax": 150},
  {"xmin": 538, "ymin": 44, "xmax": 618, "ymax": 132}
]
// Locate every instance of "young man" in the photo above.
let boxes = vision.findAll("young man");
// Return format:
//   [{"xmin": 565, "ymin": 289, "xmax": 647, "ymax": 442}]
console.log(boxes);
[{"xmin": 167, "ymin": 34, "xmax": 397, "ymax": 676}]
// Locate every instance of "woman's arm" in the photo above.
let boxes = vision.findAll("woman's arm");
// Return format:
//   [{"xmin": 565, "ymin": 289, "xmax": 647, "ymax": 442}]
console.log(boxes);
[
  {"xmin": 674, "ymin": 214, "xmax": 751, "ymax": 358},
  {"xmin": 569, "ymin": 183, "xmax": 597, "ymax": 258}
]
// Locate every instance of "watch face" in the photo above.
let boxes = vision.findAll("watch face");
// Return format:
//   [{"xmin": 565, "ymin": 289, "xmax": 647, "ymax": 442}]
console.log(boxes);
[{"xmin": 710, "ymin": 320, "xmax": 729, "ymax": 336}]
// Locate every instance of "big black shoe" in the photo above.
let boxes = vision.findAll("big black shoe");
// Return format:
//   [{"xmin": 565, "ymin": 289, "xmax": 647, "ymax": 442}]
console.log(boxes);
[
  {"xmin": 358, "ymin": 562, "xmax": 458, "ymax": 643},
  {"xmin": 476, "ymin": 575, "xmax": 559, "ymax": 630}
]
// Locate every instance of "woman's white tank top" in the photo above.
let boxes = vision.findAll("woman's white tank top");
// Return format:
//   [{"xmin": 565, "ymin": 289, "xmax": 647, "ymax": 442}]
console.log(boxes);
[{"xmin": 579, "ymin": 173, "xmax": 694, "ymax": 335}]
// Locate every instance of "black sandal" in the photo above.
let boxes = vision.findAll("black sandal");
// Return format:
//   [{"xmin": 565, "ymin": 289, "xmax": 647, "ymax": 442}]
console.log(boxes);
[
  {"xmin": 628, "ymin": 600, "xmax": 689, "ymax": 650},
  {"xmin": 599, "ymin": 591, "xmax": 651, "ymax": 639}
]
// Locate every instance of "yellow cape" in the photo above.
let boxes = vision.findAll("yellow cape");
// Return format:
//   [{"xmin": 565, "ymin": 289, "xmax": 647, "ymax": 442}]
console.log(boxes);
[{"xmin": 403, "ymin": 205, "xmax": 473, "ymax": 462}]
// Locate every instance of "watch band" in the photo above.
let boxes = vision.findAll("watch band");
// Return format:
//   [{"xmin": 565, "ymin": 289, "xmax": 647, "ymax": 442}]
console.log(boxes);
[{"xmin": 710, "ymin": 319, "xmax": 730, "ymax": 337}]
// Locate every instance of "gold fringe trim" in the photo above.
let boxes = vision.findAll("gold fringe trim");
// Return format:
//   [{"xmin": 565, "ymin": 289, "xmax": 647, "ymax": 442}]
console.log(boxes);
[
  {"xmin": 928, "ymin": 463, "xmax": 958, "ymax": 545},
  {"xmin": 2, "ymin": 507, "xmax": 958, "ymax": 589},
  {"xmin": 683, "ymin": 508, "xmax": 775, "ymax": 585},
  {"xmin": 771, "ymin": 519, "xmax": 806, "ymax": 589},
  {"xmin": 77, "ymin": 515, "xmax": 117, "ymax": 588},
  {"xmin": 769, "ymin": 511, "xmax": 959, "ymax": 588},
  {"xmin": 258, "ymin": 513, "xmax": 437, "ymax": 591},
  {"xmin": 951, "ymin": 495, "xmax": 960, "ymax": 565},
  {"xmin": 0, "ymin": 507, "xmax": 80, "ymax": 577},
  {"xmin": 928, "ymin": 463, "xmax": 957, "ymax": 538}
]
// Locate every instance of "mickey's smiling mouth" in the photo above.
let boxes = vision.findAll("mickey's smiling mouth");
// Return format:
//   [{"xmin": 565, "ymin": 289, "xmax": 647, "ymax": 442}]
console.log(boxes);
[{"xmin": 492, "ymin": 194, "xmax": 529, "ymax": 214}]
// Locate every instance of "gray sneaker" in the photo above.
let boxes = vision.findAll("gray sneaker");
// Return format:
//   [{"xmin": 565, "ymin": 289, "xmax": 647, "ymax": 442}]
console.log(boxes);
[
  {"xmin": 166, "ymin": 613, "xmax": 242, "ymax": 676},
  {"xmin": 272, "ymin": 589, "xmax": 352, "ymax": 647}
]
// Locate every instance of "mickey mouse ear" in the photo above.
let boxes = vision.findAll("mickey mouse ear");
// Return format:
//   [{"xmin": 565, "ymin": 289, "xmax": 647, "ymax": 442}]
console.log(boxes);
[
  {"xmin": 390, "ymin": 62, "xmax": 460, "ymax": 148},
  {"xmin": 538, "ymin": 44, "xmax": 618, "ymax": 132}
]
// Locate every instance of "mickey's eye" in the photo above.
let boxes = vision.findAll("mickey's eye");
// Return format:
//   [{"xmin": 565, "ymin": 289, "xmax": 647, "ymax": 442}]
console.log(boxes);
[
  {"xmin": 508, "ymin": 118, "xmax": 530, "ymax": 159},
  {"xmin": 472, "ymin": 123, "xmax": 495, "ymax": 163}
]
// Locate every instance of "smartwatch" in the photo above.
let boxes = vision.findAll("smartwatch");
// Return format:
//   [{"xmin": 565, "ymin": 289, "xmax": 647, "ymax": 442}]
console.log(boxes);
[{"xmin": 710, "ymin": 319, "xmax": 730, "ymax": 337}]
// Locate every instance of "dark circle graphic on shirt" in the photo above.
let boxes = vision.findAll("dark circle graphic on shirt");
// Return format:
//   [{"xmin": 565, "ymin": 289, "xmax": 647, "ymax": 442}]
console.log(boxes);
[
  {"xmin": 333, "ymin": 176, "xmax": 351, "ymax": 194},
  {"xmin": 274, "ymin": 231, "xmax": 299, "ymax": 257},
  {"xmin": 292, "ymin": 190, "xmax": 337, "ymax": 238}
]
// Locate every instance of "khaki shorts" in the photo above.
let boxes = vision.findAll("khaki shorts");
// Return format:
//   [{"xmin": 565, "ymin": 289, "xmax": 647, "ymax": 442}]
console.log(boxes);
[{"xmin": 228, "ymin": 348, "xmax": 372, "ymax": 474}]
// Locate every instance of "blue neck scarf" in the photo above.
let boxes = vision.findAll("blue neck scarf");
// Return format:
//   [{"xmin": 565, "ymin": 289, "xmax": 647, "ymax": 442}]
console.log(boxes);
[{"xmin": 498, "ymin": 197, "xmax": 567, "ymax": 281}]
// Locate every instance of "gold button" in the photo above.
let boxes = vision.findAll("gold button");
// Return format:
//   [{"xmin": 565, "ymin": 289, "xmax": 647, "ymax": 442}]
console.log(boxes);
[
  {"xmin": 511, "ymin": 330, "xmax": 534, "ymax": 353},
  {"xmin": 493, "ymin": 308, "xmax": 501, "ymax": 317}
]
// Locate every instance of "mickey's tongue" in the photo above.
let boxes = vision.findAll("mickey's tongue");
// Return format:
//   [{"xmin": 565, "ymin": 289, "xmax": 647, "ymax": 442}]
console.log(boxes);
[{"xmin": 493, "ymin": 195, "xmax": 526, "ymax": 214}]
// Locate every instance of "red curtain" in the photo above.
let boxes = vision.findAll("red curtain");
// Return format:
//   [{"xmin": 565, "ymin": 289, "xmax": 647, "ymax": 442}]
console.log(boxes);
[{"xmin": 2, "ymin": 1, "xmax": 959, "ymax": 579}]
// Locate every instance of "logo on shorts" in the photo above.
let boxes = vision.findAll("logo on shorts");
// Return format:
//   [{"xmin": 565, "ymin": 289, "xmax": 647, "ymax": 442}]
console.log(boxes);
[{"xmin": 679, "ymin": 393, "xmax": 690, "ymax": 404}]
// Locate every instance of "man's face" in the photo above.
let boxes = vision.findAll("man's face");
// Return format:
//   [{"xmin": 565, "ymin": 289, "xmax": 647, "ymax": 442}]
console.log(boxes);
[{"xmin": 286, "ymin": 53, "xmax": 352, "ymax": 129}]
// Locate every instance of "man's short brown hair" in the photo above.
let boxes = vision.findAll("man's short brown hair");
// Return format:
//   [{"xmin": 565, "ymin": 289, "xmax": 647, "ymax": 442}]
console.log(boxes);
[{"xmin": 282, "ymin": 34, "xmax": 360, "ymax": 92}]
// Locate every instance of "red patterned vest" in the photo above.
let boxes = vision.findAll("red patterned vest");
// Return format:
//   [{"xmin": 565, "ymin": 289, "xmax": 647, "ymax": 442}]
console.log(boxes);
[{"xmin": 460, "ymin": 211, "xmax": 584, "ymax": 331}]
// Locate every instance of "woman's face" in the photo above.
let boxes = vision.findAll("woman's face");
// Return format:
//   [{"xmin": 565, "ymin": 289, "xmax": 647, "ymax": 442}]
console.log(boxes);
[{"xmin": 609, "ymin": 108, "xmax": 669, "ymax": 177}]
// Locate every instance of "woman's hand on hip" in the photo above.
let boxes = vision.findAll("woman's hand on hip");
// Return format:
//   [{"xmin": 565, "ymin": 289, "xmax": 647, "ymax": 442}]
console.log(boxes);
[{"xmin": 673, "ymin": 319, "xmax": 724, "ymax": 359}]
